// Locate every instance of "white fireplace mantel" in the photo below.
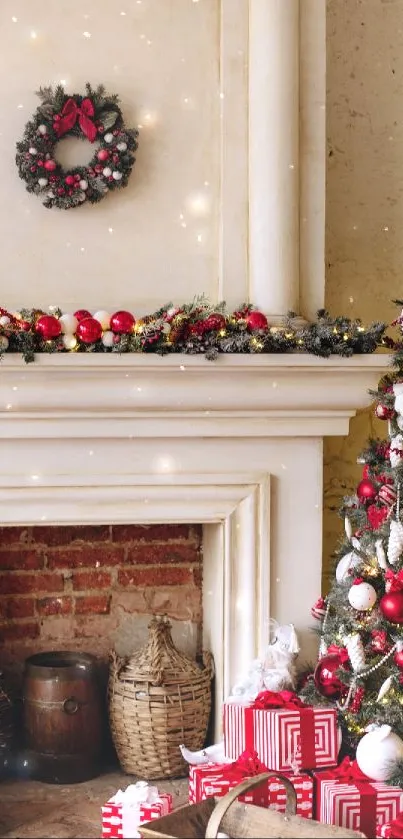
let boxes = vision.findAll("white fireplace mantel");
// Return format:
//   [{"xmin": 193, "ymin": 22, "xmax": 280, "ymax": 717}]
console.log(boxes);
[{"xmin": 0, "ymin": 352, "xmax": 388, "ymax": 735}]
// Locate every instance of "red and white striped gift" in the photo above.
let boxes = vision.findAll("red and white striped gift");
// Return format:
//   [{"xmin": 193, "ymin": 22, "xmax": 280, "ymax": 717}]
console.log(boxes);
[{"xmin": 224, "ymin": 698, "xmax": 338, "ymax": 771}]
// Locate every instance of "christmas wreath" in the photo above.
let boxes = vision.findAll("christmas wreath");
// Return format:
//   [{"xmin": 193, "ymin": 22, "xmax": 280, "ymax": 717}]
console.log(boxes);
[{"xmin": 15, "ymin": 83, "xmax": 138, "ymax": 210}]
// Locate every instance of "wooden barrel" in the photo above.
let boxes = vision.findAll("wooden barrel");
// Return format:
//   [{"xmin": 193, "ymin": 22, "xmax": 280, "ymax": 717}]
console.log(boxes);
[{"xmin": 23, "ymin": 651, "xmax": 104, "ymax": 784}]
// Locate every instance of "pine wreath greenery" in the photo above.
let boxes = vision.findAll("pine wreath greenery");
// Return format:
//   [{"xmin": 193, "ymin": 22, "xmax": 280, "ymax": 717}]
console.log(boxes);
[{"xmin": 15, "ymin": 83, "xmax": 138, "ymax": 210}]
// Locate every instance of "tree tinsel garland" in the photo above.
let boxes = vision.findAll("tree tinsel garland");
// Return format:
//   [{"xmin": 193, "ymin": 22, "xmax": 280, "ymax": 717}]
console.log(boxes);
[{"xmin": 0, "ymin": 301, "xmax": 389, "ymax": 364}]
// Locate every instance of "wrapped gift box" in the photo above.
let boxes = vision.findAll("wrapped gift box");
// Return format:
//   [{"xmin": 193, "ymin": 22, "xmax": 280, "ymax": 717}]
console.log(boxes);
[
  {"xmin": 224, "ymin": 690, "xmax": 338, "ymax": 772},
  {"xmin": 315, "ymin": 759, "xmax": 403, "ymax": 839},
  {"xmin": 101, "ymin": 782, "xmax": 172, "ymax": 839},
  {"xmin": 189, "ymin": 750, "xmax": 313, "ymax": 819}
]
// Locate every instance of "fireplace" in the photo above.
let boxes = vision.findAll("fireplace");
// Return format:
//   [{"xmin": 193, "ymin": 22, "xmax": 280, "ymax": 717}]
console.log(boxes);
[{"xmin": 0, "ymin": 352, "xmax": 386, "ymax": 739}]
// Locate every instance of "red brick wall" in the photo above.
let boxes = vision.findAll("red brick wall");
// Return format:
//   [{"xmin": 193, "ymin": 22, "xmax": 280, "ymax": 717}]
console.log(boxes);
[{"xmin": 0, "ymin": 524, "xmax": 202, "ymax": 671}]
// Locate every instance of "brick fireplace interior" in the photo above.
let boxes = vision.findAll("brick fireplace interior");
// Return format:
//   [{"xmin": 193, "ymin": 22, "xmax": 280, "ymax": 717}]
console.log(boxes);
[{"xmin": 0, "ymin": 523, "xmax": 203, "ymax": 686}]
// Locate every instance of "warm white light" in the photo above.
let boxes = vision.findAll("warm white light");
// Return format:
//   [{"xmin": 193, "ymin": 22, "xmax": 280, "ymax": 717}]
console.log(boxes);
[
  {"xmin": 349, "ymin": 296, "xmax": 354, "ymax": 303},
  {"xmin": 80, "ymin": 246, "xmax": 85, "ymax": 252},
  {"xmin": 186, "ymin": 191, "xmax": 210, "ymax": 217},
  {"xmin": 383, "ymin": 226, "xmax": 390, "ymax": 231},
  {"xmin": 108, "ymin": 227, "xmax": 113, "ymax": 233},
  {"xmin": 5, "ymin": 403, "xmax": 12, "ymax": 411},
  {"xmin": 152, "ymin": 454, "xmax": 176, "ymax": 474},
  {"xmin": 147, "ymin": 40, "xmax": 152, "ymax": 45},
  {"xmin": 140, "ymin": 33, "xmax": 146, "ymax": 39},
  {"xmin": 31, "ymin": 474, "xmax": 40, "ymax": 481},
  {"xmin": 11, "ymin": 16, "xmax": 18, "ymax": 23},
  {"xmin": 120, "ymin": 10, "xmax": 127, "ymax": 15},
  {"xmin": 83, "ymin": 31, "xmax": 91, "ymax": 38},
  {"xmin": 17, "ymin": 104, "xmax": 23, "ymax": 109},
  {"xmin": 197, "ymin": 234, "xmax": 202, "ymax": 242},
  {"xmin": 219, "ymin": 92, "xmax": 224, "ymax": 99},
  {"xmin": 179, "ymin": 365, "xmax": 186, "ymax": 371},
  {"xmin": 30, "ymin": 31, "xmax": 37, "ymax": 39}
]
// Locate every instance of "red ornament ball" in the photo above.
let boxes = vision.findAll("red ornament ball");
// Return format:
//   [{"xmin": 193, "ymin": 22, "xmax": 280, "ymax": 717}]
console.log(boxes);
[
  {"xmin": 73, "ymin": 309, "xmax": 92, "ymax": 322},
  {"xmin": 375, "ymin": 403, "xmax": 395, "ymax": 420},
  {"xmin": 65, "ymin": 175, "xmax": 75, "ymax": 186},
  {"xmin": 314, "ymin": 653, "xmax": 349, "ymax": 699},
  {"xmin": 76, "ymin": 317, "xmax": 102, "ymax": 344},
  {"xmin": 20, "ymin": 320, "xmax": 31, "ymax": 332},
  {"xmin": 394, "ymin": 649, "xmax": 403, "ymax": 669},
  {"xmin": 357, "ymin": 477, "xmax": 378, "ymax": 504},
  {"xmin": 97, "ymin": 149, "xmax": 110, "ymax": 162},
  {"xmin": 203, "ymin": 313, "xmax": 226, "ymax": 332},
  {"xmin": 35, "ymin": 315, "xmax": 62, "ymax": 340},
  {"xmin": 44, "ymin": 159, "xmax": 56, "ymax": 172},
  {"xmin": 246, "ymin": 311, "xmax": 269, "ymax": 331},
  {"xmin": 110, "ymin": 310, "xmax": 135, "ymax": 334},
  {"xmin": 380, "ymin": 591, "xmax": 403, "ymax": 625}
]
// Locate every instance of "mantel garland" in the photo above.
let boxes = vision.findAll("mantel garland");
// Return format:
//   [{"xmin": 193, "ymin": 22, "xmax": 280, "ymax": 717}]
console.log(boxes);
[
  {"xmin": 15, "ymin": 84, "xmax": 138, "ymax": 210},
  {"xmin": 0, "ymin": 300, "xmax": 390, "ymax": 364}
]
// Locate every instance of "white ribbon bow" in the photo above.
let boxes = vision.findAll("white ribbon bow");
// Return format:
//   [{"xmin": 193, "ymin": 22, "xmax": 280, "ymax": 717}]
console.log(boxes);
[{"xmin": 111, "ymin": 781, "xmax": 160, "ymax": 838}]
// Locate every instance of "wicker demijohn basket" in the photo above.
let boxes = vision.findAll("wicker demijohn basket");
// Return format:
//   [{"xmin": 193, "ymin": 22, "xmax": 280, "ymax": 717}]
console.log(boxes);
[{"xmin": 108, "ymin": 616, "xmax": 214, "ymax": 779}]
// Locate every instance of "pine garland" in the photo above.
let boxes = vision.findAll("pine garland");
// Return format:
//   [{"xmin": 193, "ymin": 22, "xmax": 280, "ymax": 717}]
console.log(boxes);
[{"xmin": 0, "ymin": 301, "xmax": 389, "ymax": 364}]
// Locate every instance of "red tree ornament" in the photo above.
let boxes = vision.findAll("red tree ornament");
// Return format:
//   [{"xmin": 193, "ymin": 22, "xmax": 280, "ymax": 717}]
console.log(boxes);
[
  {"xmin": 357, "ymin": 478, "xmax": 378, "ymax": 504},
  {"xmin": 246, "ymin": 311, "xmax": 268, "ymax": 331},
  {"xmin": 367, "ymin": 504, "xmax": 389, "ymax": 530},
  {"xmin": 379, "ymin": 591, "xmax": 403, "ymax": 625},
  {"xmin": 314, "ymin": 653, "xmax": 349, "ymax": 699},
  {"xmin": 73, "ymin": 309, "xmax": 92, "ymax": 322},
  {"xmin": 394, "ymin": 649, "xmax": 403, "ymax": 669},
  {"xmin": 76, "ymin": 317, "xmax": 102, "ymax": 344},
  {"xmin": 110, "ymin": 310, "xmax": 135, "ymax": 334},
  {"xmin": 350, "ymin": 686, "xmax": 365, "ymax": 714},
  {"xmin": 35, "ymin": 315, "xmax": 62, "ymax": 340}
]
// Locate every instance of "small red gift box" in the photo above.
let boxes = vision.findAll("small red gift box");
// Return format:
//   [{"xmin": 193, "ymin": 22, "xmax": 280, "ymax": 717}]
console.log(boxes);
[
  {"xmin": 188, "ymin": 749, "xmax": 313, "ymax": 819},
  {"xmin": 224, "ymin": 690, "xmax": 338, "ymax": 772},
  {"xmin": 315, "ymin": 758, "xmax": 403, "ymax": 838},
  {"xmin": 101, "ymin": 784, "xmax": 173, "ymax": 839},
  {"xmin": 376, "ymin": 813, "xmax": 403, "ymax": 838}
]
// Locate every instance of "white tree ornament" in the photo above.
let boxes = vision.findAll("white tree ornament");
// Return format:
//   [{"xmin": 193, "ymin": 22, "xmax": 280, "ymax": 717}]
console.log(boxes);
[
  {"xmin": 387, "ymin": 519, "xmax": 403, "ymax": 565},
  {"xmin": 390, "ymin": 434, "xmax": 403, "ymax": 468},
  {"xmin": 344, "ymin": 633, "xmax": 365, "ymax": 673},
  {"xmin": 375, "ymin": 538, "xmax": 388, "ymax": 570},
  {"xmin": 345, "ymin": 516, "xmax": 353, "ymax": 540},
  {"xmin": 348, "ymin": 581, "xmax": 377, "ymax": 611},
  {"xmin": 356, "ymin": 725, "xmax": 403, "ymax": 781},
  {"xmin": 336, "ymin": 551, "xmax": 360, "ymax": 583}
]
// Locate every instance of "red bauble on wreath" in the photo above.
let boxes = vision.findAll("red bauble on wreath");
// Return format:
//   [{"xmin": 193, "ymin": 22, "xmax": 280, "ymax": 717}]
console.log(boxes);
[
  {"xmin": 203, "ymin": 313, "xmax": 226, "ymax": 332},
  {"xmin": 74, "ymin": 309, "xmax": 92, "ymax": 322},
  {"xmin": 357, "ymin": 477, "xmax": 378, "ymax": 504},
  {"xmin": 379, "ymin": 591, "xmax": 403, "ymax": 624},
  {"xmin": 76, "ymin": 317, "xmax": 102, "ymax": 344},
  {"xmin": 394, "ymin": 649, "xmax": 403, "ymax": 668},
  {"xmin": 375, "ymin": 403, "xmax": 395, "ymax": 420},
  {"xmin": 314, "ymin": 653, "xmax": 349, "ymax": 699}
]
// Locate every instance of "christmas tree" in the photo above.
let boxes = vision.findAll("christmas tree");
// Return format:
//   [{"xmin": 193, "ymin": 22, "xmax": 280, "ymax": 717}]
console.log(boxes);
[{"xmin": 303, "ymin": 302, "xmax": 403, "ymax": 786}]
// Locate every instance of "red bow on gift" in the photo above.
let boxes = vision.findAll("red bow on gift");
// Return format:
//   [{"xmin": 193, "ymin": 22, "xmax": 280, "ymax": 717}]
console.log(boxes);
[
  {"xmin": 53, "ymin": 97, "xmax": 97, "ymax": 142},
  {"xmin": 253, "ymin": 690, "xmax": 305, "ymax": 710},
  {"xmin": 332, "ymin": 756, "xmax": 370, "ymax": 783},
  {"xmin": 229, "ymin": 750, "xmax": 268, "ymax": 779}
]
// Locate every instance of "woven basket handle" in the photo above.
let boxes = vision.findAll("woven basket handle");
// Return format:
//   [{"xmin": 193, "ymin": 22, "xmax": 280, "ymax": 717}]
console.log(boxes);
[{"xmin": 204, "ymin": 771, "xmax": 297, "ymax": 839}]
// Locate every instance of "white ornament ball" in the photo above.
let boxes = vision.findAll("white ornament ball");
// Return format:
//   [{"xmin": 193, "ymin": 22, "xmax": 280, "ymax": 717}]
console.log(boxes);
[
  {"xmin": 112, "ymin": 171, "xmax": 123, "ymax": 181},
  {"xmin": 104, "ymin": 132, "xmax": 114, "ymax": 143},
  {"xmin": 336, "ymin": 551, "xmax": 359, "ymax": 583},
  {"xmin": 0, "ymin": 316, "xmax": 10, "ymax": 327},
  {"xmin": 93, "ymin": 310, "xmax": 111, "ymax": 330},
  {"xmin": 47, "ymin": 190, "xmax": 55, "ymax": 198},
  {"xmin": 79, "ymin": 179, "xmax": 88, "ymax": 191},
  {"xmin": 116, "ymin": 142, "xmax": 127, "ymax": 151},
  {"xmin": 29, "ymin": 147, "xmax": 37, "ymax": 155},
  {"xmin": 62, "ymin": 334, "xmax": 77, "ymax": 350},
  {"xmin": 37, "ymin": 124, "xmax": 47, "ymax": 135},
  {"xmin": 59, "ymin": 313, "xmax": 78, "ymax": 335},
  {"xmin": 356, "ymin": 726, "xmax": 403, "ymax": 781},
  {"xmin": 38, "ymin": 178, "xmax": 48, "ymax": 188},
  {"xmin": 348, "ymin": 581, "xmax": 377, "ymax": 611},
  {"xmin": 78, "ymin": 192, "xmax": 86, "ymax": 202},
  {"xmin": 0, "ymin": 336, "xmax": 9, "ymax": 350},
  {"xmin": 101, "ymin": 330, "xmax": 114, "ymax": 348},
  {"xmin": 103, "ymin": 167, "xmax": 112, "ymax": 177}
]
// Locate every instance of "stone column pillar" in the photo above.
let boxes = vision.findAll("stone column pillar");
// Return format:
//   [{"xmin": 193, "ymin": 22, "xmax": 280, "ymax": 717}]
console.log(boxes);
[{"xmin": 248, "ymin": 0, "xmax": 300, "ymax": 316}]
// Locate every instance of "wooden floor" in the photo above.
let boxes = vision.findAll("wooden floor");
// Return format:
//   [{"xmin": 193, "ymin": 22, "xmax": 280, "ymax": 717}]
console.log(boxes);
[{"xmin": 0, "ymin": 770, "xmax": 188, "ymax": 838}]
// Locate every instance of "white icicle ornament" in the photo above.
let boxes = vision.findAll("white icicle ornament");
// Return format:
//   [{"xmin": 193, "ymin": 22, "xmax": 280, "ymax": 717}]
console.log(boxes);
[
  {"xmin": 344, "ymin": 633, "xmax": 365, "ymax": 672},
  {"xmin": 390, "ymin": 434, "xmax": 403, "ymax": 468},
  {"xmin": 345, "ymin": 516, "xmax": 353, "ymax": 541},
  {"xmin": 388, "ymin": 519, "xmax": 403, "ymax": 565},
  {"xmin": 336, "ymin": 551, "xmax": 360, "ymax": 583},
  {"xmin": 356, "ymin": 725, "xmax": 403, "ymax": 781},
  {"xmin": 375, "ymin": 538, "xmax": 388, "ymax": 570}
]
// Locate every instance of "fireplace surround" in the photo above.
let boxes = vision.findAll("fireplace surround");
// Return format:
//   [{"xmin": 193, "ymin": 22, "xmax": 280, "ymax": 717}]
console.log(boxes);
[{"xmin": 0, "ymin": 351, "xmax": 387, "ymax": 737}]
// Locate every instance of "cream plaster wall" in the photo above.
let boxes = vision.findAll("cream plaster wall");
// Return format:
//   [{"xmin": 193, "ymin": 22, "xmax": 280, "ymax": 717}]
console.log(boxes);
[
  {"xmin": 0, "ymin": 0, "xmax": 221, "ymax": 312},
  {"xmin": 324, "ymin": 0, "xmax": 403, "ymax": 586}
]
